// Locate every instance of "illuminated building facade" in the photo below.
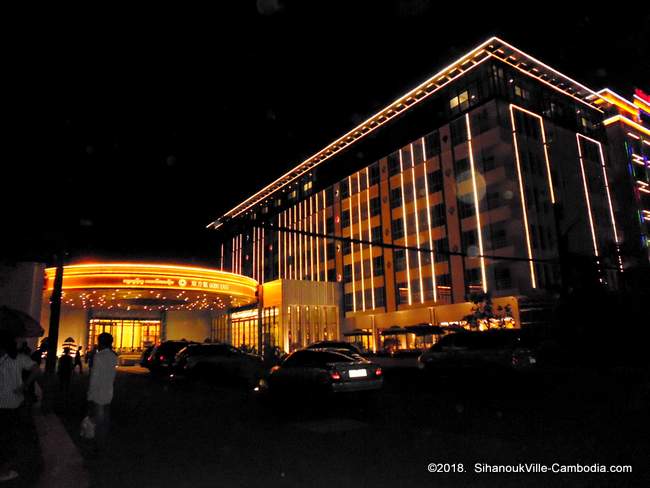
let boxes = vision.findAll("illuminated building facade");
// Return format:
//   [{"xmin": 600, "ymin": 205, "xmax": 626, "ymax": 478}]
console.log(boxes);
[
  {"xmin": 209, "ymin": 37, "xmax": 649, "ymax": 350},
  {"xmin": 40, "ymin": 263, "xmax": 258, "ymax": 356}
]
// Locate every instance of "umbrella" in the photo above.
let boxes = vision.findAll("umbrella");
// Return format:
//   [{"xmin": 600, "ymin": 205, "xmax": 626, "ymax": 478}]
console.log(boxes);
[{"xmin": 0, "ymin": 306, "xmax": 45, "ymax": 338}]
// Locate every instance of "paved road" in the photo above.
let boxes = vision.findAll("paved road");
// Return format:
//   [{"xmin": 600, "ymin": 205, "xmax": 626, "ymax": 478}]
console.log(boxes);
[{"xmin": 55, "ymin": 365, "xmax": 648, "ymax": 487}]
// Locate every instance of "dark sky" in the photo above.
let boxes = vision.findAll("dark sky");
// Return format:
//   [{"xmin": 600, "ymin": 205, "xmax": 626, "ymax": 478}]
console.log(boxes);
[{"xmin": 4, "ymin": 1, "xmax": 649, "ymax": 266}]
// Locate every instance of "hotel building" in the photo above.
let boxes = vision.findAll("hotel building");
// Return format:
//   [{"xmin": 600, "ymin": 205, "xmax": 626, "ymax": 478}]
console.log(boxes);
[{"xmin": 209, "ymin": 37, "xmax": 649, "ymax": 353}]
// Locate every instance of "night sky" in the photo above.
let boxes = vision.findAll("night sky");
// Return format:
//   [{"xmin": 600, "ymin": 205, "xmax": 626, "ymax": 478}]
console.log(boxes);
[{"xmin": 4, "ymin": 2, "xmax": 649, "ymax": 266}]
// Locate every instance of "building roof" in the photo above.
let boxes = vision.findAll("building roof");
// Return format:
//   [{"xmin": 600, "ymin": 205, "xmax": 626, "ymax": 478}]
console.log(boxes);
[{"xmin": 209, "ymin": 36, "xmax": 613, "ymax": 229}]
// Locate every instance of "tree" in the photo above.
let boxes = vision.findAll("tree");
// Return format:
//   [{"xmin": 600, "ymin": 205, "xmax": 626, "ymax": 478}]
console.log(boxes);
[{"xmin": 462, "ymin": 292, "xmax": 512, "ymax": 330}]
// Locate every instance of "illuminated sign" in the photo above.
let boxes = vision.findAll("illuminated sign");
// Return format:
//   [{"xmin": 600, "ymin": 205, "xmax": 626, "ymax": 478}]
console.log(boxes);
[{"xmin": 44, "ymin": 263, "xmax": 258, "ymax": 303}]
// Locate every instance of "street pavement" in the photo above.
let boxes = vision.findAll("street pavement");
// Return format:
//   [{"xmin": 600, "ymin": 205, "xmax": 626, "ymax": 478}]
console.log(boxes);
[{"xmin": 32, "ymin": 363, "xmax": 650, "ymax": 487}]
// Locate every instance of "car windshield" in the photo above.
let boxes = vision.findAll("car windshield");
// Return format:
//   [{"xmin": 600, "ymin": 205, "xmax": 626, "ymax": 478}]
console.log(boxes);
[{"xmin": 282, "ymin": 350, "xmax": 356, "ymax": 368}]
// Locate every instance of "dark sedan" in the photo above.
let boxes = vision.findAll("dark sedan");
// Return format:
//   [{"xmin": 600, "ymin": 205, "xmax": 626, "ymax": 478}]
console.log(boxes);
[
  {"xmin": 263, "ymin": 349, "xmax": 383, "ymax": 394},
  {"xmin": 145, "ymin": 340, "xmax": 196, "ymax": 373}
]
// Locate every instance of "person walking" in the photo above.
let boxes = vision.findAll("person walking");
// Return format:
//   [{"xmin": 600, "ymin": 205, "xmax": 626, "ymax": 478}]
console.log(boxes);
[
  {"xmin": 87, "ymin": 332, "xmax": 118, "ymax": 453},
  {"xmin": 0, "ymin": 331, "xmax": 41, "ymax": 483},
  {"xmin": 74, "ymin": 346, "xmax": 83, "ymax": 374}
]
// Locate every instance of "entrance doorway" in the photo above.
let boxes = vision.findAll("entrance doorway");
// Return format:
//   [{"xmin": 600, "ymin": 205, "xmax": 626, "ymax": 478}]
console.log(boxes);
[{"xmin": 89, "ymin": 318, "xmax": 161, "ymax": 353}]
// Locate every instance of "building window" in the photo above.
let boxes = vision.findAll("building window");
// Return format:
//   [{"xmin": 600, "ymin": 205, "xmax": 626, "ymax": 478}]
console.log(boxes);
[
  {"xmin": 449, "ymin": 90, "xmax": 469, "ymax": 113},
  {"xmin": 465, "ymin": 267, "xmax": 481, "ymax": 286},
  {"xmin": 343, "ymin": 264, "xmax": 352, "ymax": 282},
  {"xmin": 461, "ymin": 230, "xmax": 478, "ymax": 252},
  {"xmin": 371, "ymin": 226, "xmax": 382, "ymax": 244},
  {"xmin": 490, "ymin": 222, "xmax": 508, "ymax": 250},
  {"xmin": 341, "ymin": 209, "xmax": 351, "ymax": 229},
  {"xmin": 457, "ymin": 197, "xmax": 475, "ymax": 219},
  {"xmin": 373, "ymin": 255, "xmax": 384, "ymax": 275},
  {"xmin": 430, "ymin": 203, "xmax": 446, "ymax": 228},
  {"xmin": 390, "ymin": 187, "xmax": 402, "ymax": 209},
  {"xmin": 454, "ymin": 157, "xmax": 471, "ymax": 181},
  {"xmin": 369, "ymin": 162, "xmax": 380, "ymax": 185},
  {"xmin": 427, "ymin": 169, "xmax": 443, "ymax": 193},
  {"xmin": 393, "ymin": 249, "xmax": 406, "ymax": 271},
  {"xmin": 369, "ymin": 196, "xmax": 381, "ymax": 216},
  {"xmin": 450, "ymin": 116, "xmax": 468, "ymax": 146},
  {"xmin": 412, "ymin": 141, "xmax": 424, "ymax": 165},
  {"xmin": 344, "ymin": 293, "xmax": 354, "ymax": 312},
  {"xmin": 387, "ymin": 152, "xmax": 401, "ymax": 176},
  {"xmin": 374, "ymin": 287, "xmax": 385, "ymax": 307},
  {"xmin": 434, "ymin": 238, "xmax": 449, "ymax": 260},
  {"xmin": 494, "ymin": 266, "xmax": 512, "ymax": 290},
  {"xmin": 424, "ymin": 131, "xmax": 441, "ymax": 158},
  {"xmin": 303, "ymin": 181, "xmax": 313, "ymax": 193}
]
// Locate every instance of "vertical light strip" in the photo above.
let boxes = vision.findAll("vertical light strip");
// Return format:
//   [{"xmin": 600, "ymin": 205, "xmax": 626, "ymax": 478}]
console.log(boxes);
[
  {"xmin": 316, "ymin": 193, "xmax": 321, "ymax": 281},
  {"xmin": 292, "ymin": 205, "xmax": 297, "ymax": 279},
  {"xmin": 348, "ymin": 176, "xmax": 357, "ymax": 312},
  {"xmin": 261, "ymin": 227, "xmax": 265, "ymax": 283},
  {"xmin": 298, "ymin": 202, "xmax": 303, "ymax": 279},
  {"xmin": 357, "ymin": 172, "xmax": 366, "ymax": 311},
  {"xmin": 253, "ymin": 227, "xmax": 257, "ymax": 280},
  {"xmin": 399, "ymin": 149, "xmax": 412, "ymax": 305},
  {"xmin": 322, "ymin": 190, "xmax": 328, "ymax": 282},
  {"xmin": 465, "ymin": 114, "xmax": 488, "ymax": 293},
  {"xmin": 421, "ymin": 138, "xmax": 438, "ymax": 302},
  {"xmin": 578, "ymin": 133, "xmax": 623, "ymax": 271},
  {"xmin": 231, "ymin": 237, "xmax": 235, "ymax": 273},
  {"xmin": 576, "ymin": 134, "xmax": 600, "ymax": 258},
  {"xmin": 304, "ymin": 200, "xmax": 309, "ymax": 280},
  {"xmin": 310, "ymin": 196, "xmax": 314, "ymax": 281},
  {"xmin": 410, "ymin": 143, "xmax": 424, "ymax": 303},
  {"xmin": 365, "ymin": 167, "xmax": 376, "ymax": 309},
  {"xmin": 276, "ymin": 213, "xmax": 286, "ymax": 279},
  {"xmin": 220, "ymin": 243, "xmax": 224, "ymax": 271},
  {"xmin": 509, "ymin": 104, "xmax": 537, "ymax": 288}
]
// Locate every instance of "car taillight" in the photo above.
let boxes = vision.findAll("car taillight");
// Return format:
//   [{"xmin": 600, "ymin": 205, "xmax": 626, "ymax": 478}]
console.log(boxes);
[
  {"xmin": 375, "ymin": 367, "xmax": 382, "ymax": 377},
  {"xmin": 270, "ymin": 365, "xmax": 280, "ymax": 373},
  {"xmin": 159, "ymin": 355, "xmax": 165, "ymax": 362},
  {"xmin": 330, "ymin": 371, "xmax": 341, "ymax": 381}
]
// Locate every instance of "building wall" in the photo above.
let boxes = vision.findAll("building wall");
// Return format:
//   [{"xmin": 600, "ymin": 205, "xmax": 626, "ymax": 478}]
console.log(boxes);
[
  {"xmin": 163, "ymin": 311, "xmax": 212, "ymax": 343},
  {"xmin": 0, "ymin": 261, "xmax": 45, "ymax": 323}
]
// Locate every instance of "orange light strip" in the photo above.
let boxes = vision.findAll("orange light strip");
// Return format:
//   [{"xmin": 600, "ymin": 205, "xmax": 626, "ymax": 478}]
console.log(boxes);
[
  {"xmin": 510, "ymin": 104, "xmax": 556, "ymax": 203},
  {"xmin": 261, "ymin": 228, "xmax": 265, "ymax": 283},
  {"xmin": 298, "ymin": 202, "xmax": 303, "ymax": 279},
  {"xmin": 348, "ymin": 176, "xmax": 357, "ymax": 312},
  {"xmin": 365, "ymin": 167, "xmax": 376, "ymax": 309},
  {"xmin": 509, "ymin": 104, "xmax": 537, "ymax": 288},
  {"xmin": 315, "ymin": 193, "xmax": 320, "ymax": 281},
  {"xmin": 603, "ymin": 115, "xmax": 650, "ymax": 137},
  {"xmin": 465, "ymin": 114, "xmax": 488, "ymax": 293},
  {"xmin": 421, "ymin": 137, "xmax": 437, "ymax": 302},
  {"xmin": 253, "ymin": 227, "xmax": 257, "ymax": 280},
  {"xmin": 278, "ymin": 213, "xmax": 282, "ymax": 278},
  {"xmin": 577, "ymin": 133, "xmax": 622, "ymax": 271},
  {"xmin": 220, "ymin": 243, "xmax": 224, "ymax": 271},
  {"xmin": 322, "ymin": 190, "xmax": 328, "ymax": 282},
  {"xmin": 575, "ymin": 134, "xmax": 600, "ymax": 258},
  {"xmin": 309, "ymin": 196, "xmax": 314, "ymax": 281},
  {"xmin": 597, "ymin": 89, "xmax": 640, "ymax": 118},
  {"xmin": 51, "ymin": 263, "xmax": 258, "ymax": 281},
  {"xmin": 399, "ymin": 149, "xmax": 413, "ymax": 305},
  {"xmin": 211, "ymin": 41, "xmax": 499, "ymax": 227},
  {"xmin": 212, "ymin": 36, "xmax": 607, "ymax": 228},
  {"xmin": 410, "ymin": 143, "xmax": 424, "ymax": 303}
]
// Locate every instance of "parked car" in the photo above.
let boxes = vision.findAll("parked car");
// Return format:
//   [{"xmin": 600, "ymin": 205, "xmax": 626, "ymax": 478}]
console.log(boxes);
[
  {"xmin": 172, "ymin": 343, "xmax": 263, "ymax": 385},
  {"xmin": 262, "ymin": 348, "xmax": 383, "ymax": 394},
  {"xmin": 417, "ymin": 329, "xmax": 537, "ymax": 375},
  {"xmin": 305, "ymin": 341, "xmax": 364, "ymax": 358},
  {"xmin": 145, "ymin": 340, "xmax": 196, "ymax": 373},
  {"xmin": 139, "ymin": 345, "xmax": 155, "ymax": 367}
]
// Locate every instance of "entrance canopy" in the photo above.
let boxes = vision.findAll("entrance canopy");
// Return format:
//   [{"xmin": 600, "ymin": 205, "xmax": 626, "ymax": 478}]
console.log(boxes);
[{"xmin": 44, "ymin": 263, "xmax": 258, "ymax": 312}]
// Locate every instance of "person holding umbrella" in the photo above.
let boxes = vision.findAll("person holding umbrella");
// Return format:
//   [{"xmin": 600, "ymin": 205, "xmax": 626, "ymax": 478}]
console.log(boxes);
[{"xmin": 0, "ymin": 330, "xmax": 41, "ymax": 483}]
